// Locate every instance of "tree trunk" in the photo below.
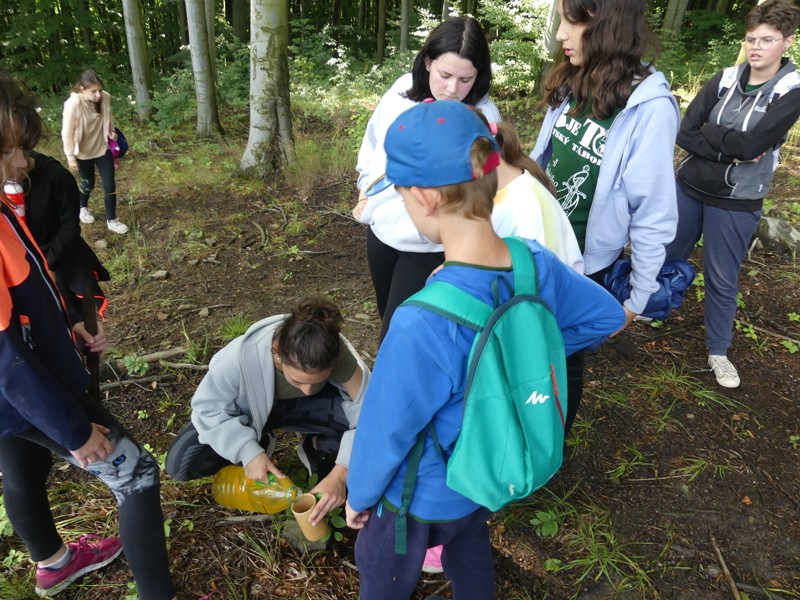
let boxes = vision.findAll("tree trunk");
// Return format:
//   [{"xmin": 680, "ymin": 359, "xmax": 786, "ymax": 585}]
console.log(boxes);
[
  {"xmin": 239, "ymin": 0, "xmax": 296, "ymax": 176},
  {"xmin": 177, "ymin": 0, "xmax": 190, "ymax": 45},
  {"xmin": 232, "ymin": 0, "xmax": 249, "ymax": 41},
  {"xmin": 185, "ymin": 0, "xmax": 224, "ymax": 136},
  {"xmin": 121, "ymin": 0, "xmax": 154, "ymax": 122},
  {"xmin": 400, "ymin": 0, "xmax": 409, "ymax": 51},
  {"xmin": 442, "ymin": 0, "xmax": 449, "ymax": 20},
  {"xmin": 205, "ymin": 0, "xmax": 218, "ymax": 81},
  {"xmin": 542, "ymin": 0, "xmax": 560, "ymax": 62},
  {"xmin": 662, "ymin": 0, "xmax": 690, "ymax": 39},
  {"xmin": 376, "ymin": 0, "xmax": 386, "ymax": 63},
  {"xmin": 715, "ymin": 0, "xmax": 731, "ymax": 13}
]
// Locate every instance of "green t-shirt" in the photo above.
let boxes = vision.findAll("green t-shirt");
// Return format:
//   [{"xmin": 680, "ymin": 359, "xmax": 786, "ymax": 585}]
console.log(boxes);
[
  {"xmin": 546, "ymin": 98, "xmax": 623, "ymax": 251},
  {"xmin": 274, "ymin": 335, "xmax": 358, "ymax": 399}
]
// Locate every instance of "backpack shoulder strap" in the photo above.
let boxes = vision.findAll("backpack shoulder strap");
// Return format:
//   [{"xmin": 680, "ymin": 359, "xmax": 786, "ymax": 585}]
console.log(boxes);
[
  {"xmin": 404, "ymin": 282, "xmax": 492, "ymax": 331},
  {"xmin": 504, "ymin": 236, "xmax": 537, "ymax": 296}
]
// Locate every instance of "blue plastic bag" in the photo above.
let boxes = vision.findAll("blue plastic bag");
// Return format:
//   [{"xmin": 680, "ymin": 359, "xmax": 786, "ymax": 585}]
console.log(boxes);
[
  {"xmin": 603, "ymin": 258, "xmax": 696, "ymax": 320},
  {"xmin": 108, "ymin": 127, "xmax": 128, "ymax": 160}
]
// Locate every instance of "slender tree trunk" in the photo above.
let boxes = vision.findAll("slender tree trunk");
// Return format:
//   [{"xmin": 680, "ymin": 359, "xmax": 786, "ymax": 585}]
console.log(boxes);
[
  {"xmin": 376, "ymin": 0, "xmax": 386, "ymax": 63},
  {"xmin": 239, "ymin": 0, "xmax": 295, "ymax": 176},
  {"xmin": 177, "ymin": 0, "xmax": 190, "ymax": 45},
  {"xmin": 121, "ymin": 0, "xmax": 154, "ymax": 121},
  {"xmin": 442, "ymin": 0, "xmax": 449, "ymax": 20},
  {"xmin": 359, "ymin": 0, "xmax": 366, "ymax": 34},
  {"xmin": 205, "ymin": 0, "xmax": 218, "ymax": 81},
  {"xmin": 715, "ymin": 0, "xmax": 731, "ymax": 12},
  {"xmin": 232, "ymin": 0, "xmax": 249, "ymax": 41},
  {"xmin": 542, "ymin": 0, "xmax": 560, "ymax": 62},
  {"xmin": 185, "ymin": 0, "xmax": 223, "ymax": 136},
  {"xmin": 400, "ymin": 0, "xmax": 409, "ymax": 51}
]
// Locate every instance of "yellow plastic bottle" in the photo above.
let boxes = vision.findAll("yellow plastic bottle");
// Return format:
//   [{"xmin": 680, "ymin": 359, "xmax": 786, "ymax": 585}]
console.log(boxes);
[{"xmin": 211, "ymin": 465, "xmax": 302, "ymax": 514}]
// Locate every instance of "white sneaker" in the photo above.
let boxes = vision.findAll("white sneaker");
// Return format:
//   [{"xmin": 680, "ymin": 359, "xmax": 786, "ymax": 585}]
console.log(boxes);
[
  {"xmin": 708, "ymin": 355, "xmax": 740, "ymax": 388},
  {"xmin": 79, "ymin": 207, "xmax": 95, "ymax": 224},
  {"xmin": 106, "ymin": 219, "xmax": 128, "ymax": 234}
]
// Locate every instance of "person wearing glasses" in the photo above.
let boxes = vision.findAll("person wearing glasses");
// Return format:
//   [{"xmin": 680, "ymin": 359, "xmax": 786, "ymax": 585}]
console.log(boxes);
[{"xmin": 668, "ymin": 0, "xmax": 800, "ymax": 388}]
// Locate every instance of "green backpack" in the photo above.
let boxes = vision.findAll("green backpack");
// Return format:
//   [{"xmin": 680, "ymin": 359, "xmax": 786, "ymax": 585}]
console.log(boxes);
[{"xmin": 394, "ymin": 237, "xmax": 567, "ymax": 553}]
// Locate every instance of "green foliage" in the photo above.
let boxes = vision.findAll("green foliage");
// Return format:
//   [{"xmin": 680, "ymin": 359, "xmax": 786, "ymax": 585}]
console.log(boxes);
[
  {"xmin": 217, "ymin": 314, "xmax": 253, "ymax": 342},
  {"xmin": 479, "ymin": 0, "xmax": 551, "ymax": 94},
  {"xmin": 659, "ymin": 11, "xmax": 742, "ymax": 94},
  {"xmin": 530, "ymin": 509, "xmax": 562, "ymax": 538},
  {"xmin": 124, "ymin": 353, "xmax": 149, "ymax": 377},
  {"xmin": 0, "ymin": 496, "xmax": 15, "ymax": 538}
]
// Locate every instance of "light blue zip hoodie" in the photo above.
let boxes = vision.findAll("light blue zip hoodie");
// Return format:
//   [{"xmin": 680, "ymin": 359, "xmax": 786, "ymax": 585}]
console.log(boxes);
[{"xmin": 530, "ymin": 68, "xmax": 680, "ymax": 315}]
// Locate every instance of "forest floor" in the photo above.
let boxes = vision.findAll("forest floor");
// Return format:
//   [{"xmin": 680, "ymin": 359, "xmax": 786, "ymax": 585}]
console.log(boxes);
[{"xmin": 1, "ymin": 142, "xmax": 799, "ymax": 600}]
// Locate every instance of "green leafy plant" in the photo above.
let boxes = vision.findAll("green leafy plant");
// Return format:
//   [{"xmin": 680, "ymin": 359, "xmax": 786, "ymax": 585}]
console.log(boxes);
[
  {"xmin": 781, "ymin": 340, "xmax": 799, "ymax": 354},
  {"xmin": 605, "ymin": 445, "xmax": 651, "ymax": 481},
  {"xmin": 321, "ymin": 506, "xmax": 348, "ymax": 542},
  {"xmin": 790, "ymin": 434, "xmax": 799, "ymax": 450},
  {"xmin": 123, "ymin": 353, "xmax": 149, "ymax": 377},
  {"xmin": 788, "ymin": 312, "xmax": 800, "ymax": 323},
  {"xmin": 0, "ymin": 496, "xmax": 15, "ymax": 538},
  {"xmin": 1, "ymin": 548, "xmax": 24, "ymax": 568},
  {"xmin": 136, "ymin": 409, "xmax": 149, "ymax": 421},
  {"xmin": 530, "ymin": 509, "xmax": 562, "ymax": 538},
  {"xmin": 693, "ymin": 273, "xmax": 705, "ymax": 302}
]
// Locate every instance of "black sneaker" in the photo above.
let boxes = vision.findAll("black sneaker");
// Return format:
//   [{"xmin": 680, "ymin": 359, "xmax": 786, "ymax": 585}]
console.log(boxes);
[{"xmin": 296, "ymin": 436, "xmax": 336, "ymax": 479}]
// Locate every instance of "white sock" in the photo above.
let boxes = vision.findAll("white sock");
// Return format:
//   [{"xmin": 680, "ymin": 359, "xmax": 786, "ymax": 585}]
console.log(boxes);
[{"xmin": 42, "ymin": 547, "xmax": 72, "ymax": 570}]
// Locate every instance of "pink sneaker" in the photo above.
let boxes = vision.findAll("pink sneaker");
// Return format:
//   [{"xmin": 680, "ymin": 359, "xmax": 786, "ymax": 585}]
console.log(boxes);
[
  {"xmin": 422, "ymin": 545, "xmax": 444, "ymax": 574},
  {"xmin": 35, "ymin": 535, "xmax": 123, "ymax": 597}
]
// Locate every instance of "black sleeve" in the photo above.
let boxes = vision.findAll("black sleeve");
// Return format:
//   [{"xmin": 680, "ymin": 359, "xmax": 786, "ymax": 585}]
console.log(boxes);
[
  {"xmin": 44, "ymin": 167, "xmax": 82, "ymax": 269},
  {"xmin": 699, "ymin": 86, "xmax": 800, "ymax": 160},
  {"xmin": 676, "ymin": 71, "xmax": 735, "ymax": 163}
]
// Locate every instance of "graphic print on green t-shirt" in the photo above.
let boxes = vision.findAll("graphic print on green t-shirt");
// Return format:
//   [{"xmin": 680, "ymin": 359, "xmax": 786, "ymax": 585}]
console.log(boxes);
[{"xmin": 546, "ymin": 100, "xmax": 621, "ymax": 251}]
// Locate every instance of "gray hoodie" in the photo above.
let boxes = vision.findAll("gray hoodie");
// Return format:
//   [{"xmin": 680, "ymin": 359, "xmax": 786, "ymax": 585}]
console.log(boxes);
[{"xmin": 190, "ymin": 315, "xmax": 370, "ymax": 469}]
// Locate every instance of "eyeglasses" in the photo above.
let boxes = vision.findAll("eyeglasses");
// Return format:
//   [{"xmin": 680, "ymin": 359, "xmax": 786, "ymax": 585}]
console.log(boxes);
[{"xmin": 743, "ymin": 36, "xmax": 784, "ymax": 49}]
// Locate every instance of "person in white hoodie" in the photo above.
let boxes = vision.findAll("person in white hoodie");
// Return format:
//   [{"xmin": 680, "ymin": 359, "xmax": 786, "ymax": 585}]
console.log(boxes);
[{"xmin": 354, "ymin": 16, "xmax": 500, "ymax": 343}]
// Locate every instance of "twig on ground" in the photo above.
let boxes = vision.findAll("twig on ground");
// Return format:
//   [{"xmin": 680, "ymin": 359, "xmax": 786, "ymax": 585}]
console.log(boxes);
[
  {"xmin": 217, "ymin": 514, "xmax": 276, "ymax": 524},
  {"xmin": 710, "ymin": 534, "xmax": 741, "ymax": 600},
  {"xmin": 161, "ymin": 361, "xmax": 209, "ymax": 371},
  {"xmin": 100, "ymin": 374, "xmax": 176, "ymax": 391},
  {"xmin": 735, "ymin": 582, "xmax": 784, "ymax": 600}
]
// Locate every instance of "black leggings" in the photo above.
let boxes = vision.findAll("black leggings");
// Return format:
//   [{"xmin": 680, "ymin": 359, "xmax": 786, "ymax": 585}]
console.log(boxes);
[
  {"xmin": 0, "ymin": 394, "xmax": 175, "ymax": 600},
  {"xmin": 366, "ymin": 227, "xmax": 444, "ymax": 343},
  {"xmin": 77, "ymin": 150, "xmax": 117, "ymax": 220},
  {"xmin": 165, "ymin": 384, "xmax": 352, "ymax": 481}
]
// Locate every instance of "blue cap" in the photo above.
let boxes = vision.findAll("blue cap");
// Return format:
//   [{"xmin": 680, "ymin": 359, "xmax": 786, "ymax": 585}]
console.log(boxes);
[{"xmin": 366, "ymin": 100, "xmax": 499, "ymax": 196}]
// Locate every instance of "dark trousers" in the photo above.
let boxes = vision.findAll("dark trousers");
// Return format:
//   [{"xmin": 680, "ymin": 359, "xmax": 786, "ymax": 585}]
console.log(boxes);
[
  {"xmin": 0, "ymin": 394, "xmax": 175, "ymax": 600},
  {"xmin": 77, "ymin": 150, "xmax": 117, "ymax": 220},
  {"xmin": 366, "ymin": 227, "xmax": 445, "ymax": 343},
  {"xmin": 165, "ymin": 384, "xmax": 351, "ymax": 481},
  {"xmin": 666, "ymin": 182, "xmax": 761, "ymax": 355},
  {"xmin": 355, "ymin": 505, "xmax": 493, "ymax": 600}
]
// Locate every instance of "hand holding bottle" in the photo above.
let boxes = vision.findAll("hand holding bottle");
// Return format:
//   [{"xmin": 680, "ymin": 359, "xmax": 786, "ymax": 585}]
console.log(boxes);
[{"xmin": 244, "ymin": 452, "xmax": 285, "ymax": 483}]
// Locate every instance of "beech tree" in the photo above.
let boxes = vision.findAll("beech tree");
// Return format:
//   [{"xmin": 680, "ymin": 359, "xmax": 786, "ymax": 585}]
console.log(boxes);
[
  {"xmin": 239, "ymin": 0, "xmax": 295, "ymax": 176},
  {"xmin": 185, "ymin": 0, "xmax": 223, "ymax": 136},
  {"xmin": 121, "ymin": 0, "xmax": 153, "ymax": 122}
]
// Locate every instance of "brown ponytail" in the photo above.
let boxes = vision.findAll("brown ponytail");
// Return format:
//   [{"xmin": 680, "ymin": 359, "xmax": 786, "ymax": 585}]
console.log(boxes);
[
  {"xmin": 493, "ymin": 122, "xmax": 556, "ymax": 196},
  {"xmin": 276, "ymin": 297, "xmax": 343, "ymax": 372}
]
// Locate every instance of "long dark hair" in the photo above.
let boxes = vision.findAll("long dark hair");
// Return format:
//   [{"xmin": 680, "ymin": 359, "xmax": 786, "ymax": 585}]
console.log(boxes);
[
  {"xmin": 542, "ymin": 0, "xmax": 657, "ymax": 119},
  {"xmin": 275, "ymin": 297, "xmax": 344, "ymax": 373},
  {"xmin": 406, "ymin": 16, "xmax": 492, "ymax": 105},
  {"xmin": 72, "ymin": 70, "xmax": 104, "ymax": 114}
]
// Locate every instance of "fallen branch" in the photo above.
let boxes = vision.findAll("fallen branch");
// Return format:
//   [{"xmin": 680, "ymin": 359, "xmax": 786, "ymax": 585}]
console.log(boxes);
[
  {"xmin": 735, "ymin": 582, "xmax": 784, "ymax": 600},
  {"xmin": 217, "ymin": 514, "xmax": 276, "ymax": 525},
  {"xmin": 710, "ymin": 534, "xmax": 740, "ymax": 600},
  {"xmin": 161, "ymin": 361, "xmax": 209, "ymax": 371},
  {"xmin": 739, "ymin": 321, "xmax": 799, "ymax": 344},
  {"xmin": 105, "ymin": 347, "xmax": 186, "ymax": 372},
  {"xmin": 100, "ymin": 374, "xmax": 176, "ymax": 391}
]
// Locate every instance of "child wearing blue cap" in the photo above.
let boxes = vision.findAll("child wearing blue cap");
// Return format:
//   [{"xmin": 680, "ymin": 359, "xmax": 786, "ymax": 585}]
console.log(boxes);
[{"xmin": 345, "ymin": 100, "xmax": 625, "ymax": 600}]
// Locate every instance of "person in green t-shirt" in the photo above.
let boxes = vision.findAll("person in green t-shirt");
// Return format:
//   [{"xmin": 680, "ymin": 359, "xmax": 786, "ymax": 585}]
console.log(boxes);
[{"xmin": 531, "ymin": 0, "xmax": 680, "ymax": 431}]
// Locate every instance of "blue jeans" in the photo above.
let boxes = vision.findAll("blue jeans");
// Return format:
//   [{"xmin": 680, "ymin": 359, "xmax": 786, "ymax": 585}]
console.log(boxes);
[{"xmin": 666, "ymin": 182, "xmax": 761, "ymax": 355}]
